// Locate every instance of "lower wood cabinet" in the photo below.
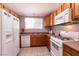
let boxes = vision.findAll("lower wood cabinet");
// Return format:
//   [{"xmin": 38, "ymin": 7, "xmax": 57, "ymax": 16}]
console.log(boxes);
[
  {"xmin": 63, "ymin": 44, "xmax": 79, "ymax": 56},
  {"xmin": 30, "ymin": 35, "xmax": 47, "ymax": 47},
  {"xmin": 45, "ymin": 35, "xmax": 50, "ymax": 51},
  {"xmin": 30, "ymin": 35, "xmax": 50, "ymax": 51}
]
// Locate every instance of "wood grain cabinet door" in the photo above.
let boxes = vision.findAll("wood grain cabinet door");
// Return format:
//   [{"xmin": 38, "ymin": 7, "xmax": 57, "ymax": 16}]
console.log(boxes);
[
  {"xmin": 62, "ymin": 3, "xmax": 71, "ymax": 11},
  {"xmin": 46, "ymin": 36, "xmax": 50, "ymax": 51},
  {"xmin": 53, "ymin": 11, "xmax": 57, "ymax": 18},
  {"xmin": 44, "ymin": 16, "xmax": 50, "ymax": 27},
  {"xmin": 30, "ymin": 35, "xmax": 47, "ymax": 47},
  {"xmin": 44, "ymin": 13, "xmax": 55, "ymax": 27},
  {"xmin": 44, "ymin": 16, "xmax": 48, "ymax": 27},
  {"xmin": 46, "ymin": 16, "xmax": 50, "ymax": 26},
  {"xmin": 49, "ymin": 13, "xmax": 54, "ymax": 26},
  {"xmin": 72, "ymin": 3, "xmax": 79, "ymax": 19},
  {"xmin": 57, "ymin": 7, "xmax": 62, "ymax": 15}
]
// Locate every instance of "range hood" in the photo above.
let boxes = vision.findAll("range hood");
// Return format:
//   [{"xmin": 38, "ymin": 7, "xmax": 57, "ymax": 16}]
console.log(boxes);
[{"xmin": 54, "ymin": 8, "xmax": 79, "ymax": 26}]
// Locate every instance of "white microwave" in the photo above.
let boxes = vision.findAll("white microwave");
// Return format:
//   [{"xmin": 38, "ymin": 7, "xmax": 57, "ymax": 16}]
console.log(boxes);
[{"xmin": 54, "ymin": 8, "xmax": 71, "ymax": 25}]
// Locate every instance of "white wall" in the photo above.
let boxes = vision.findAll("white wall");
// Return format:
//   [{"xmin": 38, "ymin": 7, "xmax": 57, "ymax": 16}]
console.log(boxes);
[{"xmin": 20, "ymin": 17, "xmax": 25, "ymax": 30}]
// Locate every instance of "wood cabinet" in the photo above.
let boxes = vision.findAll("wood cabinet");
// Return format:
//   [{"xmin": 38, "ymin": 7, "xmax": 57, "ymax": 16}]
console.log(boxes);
[
  {"xmin": 44, "ymin": 13, "xmax": 55, "ymax": 27},
  {"xmin": 0, "ymin": 3, "xmax": 3, "ymax": 8},
  {"xmin": 30, "ymin": 35, "xmax": 47, "ymax": 47},
  {"xmin": 62, "ymin": 3, "xmax": 71, "ymax": 11},
  {"xmin": 53, "ymin": 11, "xmax": 57, "ymax": 17},
  {"xmin": 50, "ymin": 13, "xmax": 54, "ymax": 26},
  {"xmin": 71, "ymin": 3, "xmax": 79, "ymax": 20},
  {"xmin": 44, "ymin": 16, "xmax": 50, "ymax": 27},
  {"xmin": 45, "ymin": 35, "xmax": 50, "ymax": 51},
  {"xmin": 44, "ymin": 3, "xmax": 79, "ymax": 27},
  {"xmin": 57, "ymin": 6, "xmax": 62, "ymax": 15},
  {"xmin": 63, "ymin": 44, "xmax": 79, "ymax": 56},
  {"xmin": 30, "ymin": 35, "xmax": 50, "ymax": 51}
]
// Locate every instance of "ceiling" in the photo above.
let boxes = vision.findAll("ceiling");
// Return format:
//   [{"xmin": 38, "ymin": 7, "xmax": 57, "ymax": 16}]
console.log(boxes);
[{"xmin": 4, "ymin": 3, "xmax": 62, "ymax": 17}]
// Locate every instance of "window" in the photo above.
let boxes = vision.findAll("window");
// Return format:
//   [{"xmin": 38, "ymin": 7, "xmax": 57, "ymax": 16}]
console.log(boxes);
[{"xmin": 25, "ymin": 18, "xmax": 43, "ymax": 29}]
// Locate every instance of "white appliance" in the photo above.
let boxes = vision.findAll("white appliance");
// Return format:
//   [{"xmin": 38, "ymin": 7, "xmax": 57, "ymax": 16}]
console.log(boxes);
[
  {"xmin": 54, "ymin": 8, "xmax": 71, "ymax": 25},
  {"xmin": 50, "ymin": 36, "xmax": 63, "ymax": 56},
  {"xmin": 13, "ymin": 16, "xmax": 20, "ymax": 55},
  {"xmin": 0, "ymin": 8, "xmax": 20, "ymax": 56},
  {"xmin": 0, "ymin": 9, "xmax": 2, "ymax": 55},
  {"xmin": 21, "ymin": 35, "xmax": 30, "ymax": 47},
  {"xmin": 50, "ymin": 31, "xmax": 79, "ymax": 56},
  {"xmin": 1, "ymin": 9, "xmax": 14, "ymax": 56}
]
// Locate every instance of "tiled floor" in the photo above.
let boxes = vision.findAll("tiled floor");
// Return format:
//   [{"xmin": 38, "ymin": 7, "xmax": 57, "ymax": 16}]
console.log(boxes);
[{"xmin": 18, "ymin": 46, "xmax": 50, "ymax": 56}]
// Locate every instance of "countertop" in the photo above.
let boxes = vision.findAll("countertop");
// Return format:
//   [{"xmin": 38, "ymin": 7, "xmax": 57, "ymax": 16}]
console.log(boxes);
[
  {"xmin": 64, "ymin": 41, "xmax": 79, "ymax": 52},
  {"xmin": 20, "ymin": 32, "xmax": 50, "ymax": 36}
]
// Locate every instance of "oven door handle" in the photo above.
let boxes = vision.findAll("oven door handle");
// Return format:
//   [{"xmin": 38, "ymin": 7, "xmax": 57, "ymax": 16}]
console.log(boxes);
[{"xmin": 50, "ymin": 39, "xmax": 62, "ymax": 47}]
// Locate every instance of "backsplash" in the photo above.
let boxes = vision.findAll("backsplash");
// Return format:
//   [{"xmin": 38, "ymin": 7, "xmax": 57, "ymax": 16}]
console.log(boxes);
[
  {"xmin": 51, "ymin": 24, "xmax": 79, "ymax": 40},
  {"xmin": 52, "ymin": 24, "xmax": 79, "ymax": 33}
]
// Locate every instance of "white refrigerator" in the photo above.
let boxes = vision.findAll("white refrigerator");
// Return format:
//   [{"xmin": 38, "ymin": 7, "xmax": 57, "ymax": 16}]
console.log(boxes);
[
  {"xmin": 0, "ymin": 8, "xmax": 2, "ymax": 55},
  {"xmin": 0, "ymin": 8, "xmax": 20, "ymax": 56}
]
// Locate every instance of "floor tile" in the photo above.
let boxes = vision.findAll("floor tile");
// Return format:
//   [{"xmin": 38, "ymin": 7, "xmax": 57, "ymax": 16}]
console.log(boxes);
[{"xmin": 18, "ymin": 46, "xmax": 50, "ymax": 56}]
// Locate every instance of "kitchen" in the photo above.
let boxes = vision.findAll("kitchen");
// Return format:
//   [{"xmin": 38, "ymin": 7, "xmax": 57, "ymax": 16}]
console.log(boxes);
[{"xmin": 0, "ymin": 3, "xmax": 79, "ymax": 56}]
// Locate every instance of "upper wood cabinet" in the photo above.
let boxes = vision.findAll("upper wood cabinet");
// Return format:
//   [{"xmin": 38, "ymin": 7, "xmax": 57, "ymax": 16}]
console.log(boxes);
[
  {"xmin": 0, "ymin": 3, "xmax": 3, "ymax": 8},
  {"xmin": 44, "ymin": 3, "xmax": 79, "ymax": 27},
  {"xmin": 50, "ymin": 13, "xmax": 54, "ymax": 26},
  {"xmin": 44, "ymin": 16, "xmax": 50, "ymax": 27},
  {"xmin": 44, "ymin": 13, "xmax": 54, "ymax": 27},
  {"xmin": 62, "ymin": 3, "xmax": 71, "ymax": 11},
  {"xmin": 53, "ymin": 11, "xmax": 57, "ymax": 17},
  {"xmin": 57, "ymin": 6, "xmax": 62, "ymax": 15},
  {"xmin": 71, "ymin": 3, "xmax": 79, "ymax": 20}
]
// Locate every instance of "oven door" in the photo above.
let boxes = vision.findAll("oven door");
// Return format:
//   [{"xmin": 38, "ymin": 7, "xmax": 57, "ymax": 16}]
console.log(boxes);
[{"xmin": 50, "ymin": 40, "xmax": 63, "ymax": 56}]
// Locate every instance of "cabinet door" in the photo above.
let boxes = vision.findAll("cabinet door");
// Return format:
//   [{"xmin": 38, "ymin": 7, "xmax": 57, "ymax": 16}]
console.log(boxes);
[
  {"xmin": 53, "ymin": 11, "xmax": 57, "ymax": 19},
  {"xmin": 44, "ymin": 16, "xmax": 50, "ymax": 27},
  {"xmin": 30, "ymin": 35, "xmax": 46, "ymax": 47},
  {"xmin": 46, "ymin": 36, "xmax": 50, "ymax": 51},
  {"xmin": 50, "ymin": 13, "xmax": 54, "ymax": 26},
  {"xmin": 57, "ymin": 7, "xmax": 62, "ymax": 15},
  {"xmin": 44, "ymin": 17, "xmax": 47, "ymax": 26},
  {"xmin": 44, "ymin": 14, "xmax": 54, "ymax": 27},
  {"xmin": 74, "ymin": 3, "xmax": 79, "ymax": 17},
  {"xmin": 62, "ymin": 3, "xmax": 71, "ymax": 11},
  {"xmin": 72, "ymin": 3, "xmax": 79, "ymax": 19}
]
